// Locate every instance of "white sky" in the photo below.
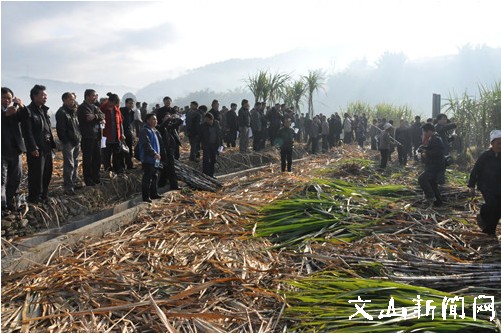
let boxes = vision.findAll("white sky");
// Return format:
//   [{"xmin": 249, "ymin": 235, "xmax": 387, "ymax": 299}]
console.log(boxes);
[{"xmin": 2, "ymin": 0, "xmax": 501, "ymax": 88}]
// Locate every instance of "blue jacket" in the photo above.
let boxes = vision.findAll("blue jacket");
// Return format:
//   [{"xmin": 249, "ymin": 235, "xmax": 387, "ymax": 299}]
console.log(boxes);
[{"xmin": 139, "ymin": 125, "xmax": 162, "ymax": 164}]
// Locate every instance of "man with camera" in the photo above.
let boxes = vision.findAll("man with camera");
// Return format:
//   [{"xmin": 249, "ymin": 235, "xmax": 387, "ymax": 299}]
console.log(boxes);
[
  {"xmin": 120, "ymin": 98, "xmax": 136, "ymax": 170},
  {"xmin": 19, "ymin": 85, "xmax": 56, "ymax": 203},
  {"xmin": 1, "ymin": 87, "xmax": 26, "ymax": 211},
  {"xmin": 154, "ymin": 97, "xmax": 181, "ymax": 190}
]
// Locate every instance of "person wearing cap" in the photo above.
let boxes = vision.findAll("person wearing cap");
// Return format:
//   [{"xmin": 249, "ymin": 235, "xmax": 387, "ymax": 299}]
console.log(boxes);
[
  {"xmin": 417, "ymin": 123, "xmax": 445, "ymax": 206},
  {"xmin": 378, "ymin": 123, "xmax": 392, "ymax": 169},
  {"xmin": 467, "ymin": 129, "xmax": 501, "ymax": 236}
]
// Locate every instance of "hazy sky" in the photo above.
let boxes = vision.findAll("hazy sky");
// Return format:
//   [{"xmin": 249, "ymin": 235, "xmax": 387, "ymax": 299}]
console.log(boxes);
[{"xmin": 2, "ymin": 0, "xmax": 500, "ymax": 88}]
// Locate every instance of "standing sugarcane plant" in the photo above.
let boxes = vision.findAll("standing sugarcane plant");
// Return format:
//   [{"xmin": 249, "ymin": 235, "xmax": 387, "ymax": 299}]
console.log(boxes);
[
  {"xmin": 303, "ymin": 69, "xmax": 326, "ymax": 119},
  {"xmin": 282, "ymin": 79, "xmax": 308, "ymax": 113},
  {"xmin": 246, "ymin": 70, "xmax": 269, "ymax": 105},
  {"xmin": 444, "ymin": 81, "xmax": 501, "ymax": 161},
  {"xmin": 268, "ymin": 72, "xmax": 290, "ymax": 105},
  {"xmin": 246, "ymin": 70, "xmax": 289, "ymax": 106}
]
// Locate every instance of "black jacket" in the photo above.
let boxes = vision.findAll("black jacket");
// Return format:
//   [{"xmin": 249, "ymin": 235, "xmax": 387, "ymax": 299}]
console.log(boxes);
[
  {"xmin": 200, "ymin": 120, "xmax": 223, "ymax": 150},
  {"xmin": 468, "ymin": 149, "xmax": 501, "ymax": 195},
  {"xmin": 1, "ymin": 107, "xmax": 26, "ymax": 157},
  {"xmin": 225, "ymin": 109, "xmax": 238, "ymax": 132},
  {"xmin": 395, "ymin": 127, "xmax": 412, "ymax": 148},
  {"xmin": 435, "ymin": 122, "xmax": 457, "ymax": 155},
  {"xmin": 238, "ymin": 107, "xmax": 250, "ymax": 128},
  {"xmin": 20, "ymin": 102, "xmax": 55, "ymax": 153},
  {"xmin": 155, "ymin": 109, "xmax": 182, "ymax": 150},
  {"xmin": 209, "ymin": 108, "xmax": 221, "ymax": 122},
  {"xmin": 56, "ymin": 105, "xmax": 81, "ymax": 146},
  {"xmin": 277, "ymin": 126, "xmax": 295, "ymax": 150},
  {"xmin": 186, "ymin": 109, "xmax": 202, "ymax": 137},
  {"xmin": 421, "ymin": 134, "xmax": 445, "ymax": 169},
  {"xmin": 77, "ymin": 101, "xmax": 105, "ymax": 139},
  {"xmin": 119, "ymin": 106, "xmax": 134, "ymax": 138}
]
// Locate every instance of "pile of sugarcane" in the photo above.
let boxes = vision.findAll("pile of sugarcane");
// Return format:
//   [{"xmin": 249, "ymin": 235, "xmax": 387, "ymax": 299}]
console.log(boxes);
[
  {"xmin": 2, "ymin": 145, "xmax": 500, "ymax": 333},
  {"xmin": 174, "ymin": 160, "xmax": 223, "ymax": 192}
]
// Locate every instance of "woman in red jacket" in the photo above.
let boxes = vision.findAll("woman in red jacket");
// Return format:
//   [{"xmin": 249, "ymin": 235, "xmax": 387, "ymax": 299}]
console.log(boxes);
[{"xmin": 102, "ymin": 92, "xmax": 125, "ymax": 173}]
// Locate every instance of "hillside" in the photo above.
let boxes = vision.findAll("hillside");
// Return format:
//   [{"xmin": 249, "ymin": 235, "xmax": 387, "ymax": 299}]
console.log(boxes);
[{"xmin": 4, "ymin": 45, "xmax": 501, "ymax": 117}]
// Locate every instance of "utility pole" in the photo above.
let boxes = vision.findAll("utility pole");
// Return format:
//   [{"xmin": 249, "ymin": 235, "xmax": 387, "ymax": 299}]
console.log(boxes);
[{"xmin": 432, "ymin": 93, "xmax": 441, "ymax": 118}]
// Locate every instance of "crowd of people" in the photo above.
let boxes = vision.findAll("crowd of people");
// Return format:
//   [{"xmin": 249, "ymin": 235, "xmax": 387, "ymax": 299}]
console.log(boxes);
[{"xmin": 1, "ymin": 85, "xmax": 500, "ymax": 236}]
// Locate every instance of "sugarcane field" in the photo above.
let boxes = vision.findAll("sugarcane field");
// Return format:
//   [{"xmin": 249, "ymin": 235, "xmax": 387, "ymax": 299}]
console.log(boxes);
[
  {"xmin": 2, "ymin": 109, "xmax": 501, "ymax": 333},
  {"xmin": 2, "ymin": 2, "xmax": 501, "ymax": 329}
]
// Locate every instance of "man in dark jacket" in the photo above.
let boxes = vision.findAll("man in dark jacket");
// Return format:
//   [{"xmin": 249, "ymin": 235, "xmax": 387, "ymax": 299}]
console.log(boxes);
[
  {"xmin": 395, "ymin": 119, "xmax": 412, "ymax": 166},
  {"xmin": 139, "ymin": 113, "xmax": 164, "ymax": 203},
  {"xmin": 250, "ymin": 102, "xmax": 263, "ymax": 151},
  {"xmin": 56, "ymin": 92, "xmax": 81, "ymax": 194},
  {"xmin": 155, "ymin": 102, "xmax": 181, "ymax": 190},
  {"xmin": 208, "ymin": 99, "xmax": 221, "ymax": 122},
  {"xmin": 418, "ymin": 123, "xmax": 445, "ymax": 207},
  {"xmin": 20, "ymin": 85, "xmax": 56, "ymax": 203},
  {"xmin": 268, "ymin": 104, "xmax": 282, "ymax": 147},
  {"xmin": 155, "ymin": 96, "xmax": 181, "ymax": 160},
  {"xmin": 276, "ymin": 117, "xmax": 295, "ymax": 172},
  {"xmin": 185, "ymin": 101, "xmax": 202, "ymax": 161},
  {"xmin": 435, "ymin": 113, "xmax": 457, "ymax": 184},
  {"xmin": 77, "ymin": 89, "xmax": 105, "ymax": 186},
  {"xmin": 224, "ymin": 103, "xmax": 238, "ymax": 148},
  {"xmin": 119, "ymin": 98, "xmax": 136, "ymax": 169},
  {"xmin": 468, "ymin": 130, "xmax": 501, "ymax": 236},
  {"xmin": 410, "ymin": 116, "xmax": 423, "ymax": 160},
  {"xmin": 200, "ymin": 112, "xmax": 223, "ymax": 178},
  {"xmin": 1, "ymin": 87, "xmax": 26, "ymax": 211},
  {"xmin": 238, "ymin": 99, "xmax": 251, "ymax": 153}
]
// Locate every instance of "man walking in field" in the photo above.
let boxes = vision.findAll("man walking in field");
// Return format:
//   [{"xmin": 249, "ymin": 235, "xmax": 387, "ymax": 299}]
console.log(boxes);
[{"xmin": 418, "ymin": 123, "xmax": 445, "ymax": 207}]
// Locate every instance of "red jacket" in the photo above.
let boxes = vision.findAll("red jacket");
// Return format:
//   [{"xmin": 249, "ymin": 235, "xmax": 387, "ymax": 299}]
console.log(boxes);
[{"xmin": 102, "ymin": 102, "xmax": 122, "ymax": 140}]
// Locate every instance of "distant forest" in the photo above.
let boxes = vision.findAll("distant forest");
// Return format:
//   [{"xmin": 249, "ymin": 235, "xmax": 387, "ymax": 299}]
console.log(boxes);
[{"xmin": 139, "ymin": 45, "xmax": 501, "ymax": 117}]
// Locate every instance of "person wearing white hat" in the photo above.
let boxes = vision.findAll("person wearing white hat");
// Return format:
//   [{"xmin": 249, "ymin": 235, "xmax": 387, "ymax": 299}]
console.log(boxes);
[{"xmin": 467, "ymin": 129, "xmax": 501, "ymax": 236}]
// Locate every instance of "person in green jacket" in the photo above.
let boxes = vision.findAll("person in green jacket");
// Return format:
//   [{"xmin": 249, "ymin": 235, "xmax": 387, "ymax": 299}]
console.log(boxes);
[{"xmin": 275, "ymin": 117, "xmax": 295, "ymax": 172}]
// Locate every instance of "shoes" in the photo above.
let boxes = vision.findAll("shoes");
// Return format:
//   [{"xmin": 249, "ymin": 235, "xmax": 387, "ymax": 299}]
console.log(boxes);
[
  {"xmin": 433, "ymin": 199, "xmax": 444, "ymax": 207},
  {"xmin": 424, "ymin": 197, "xmax": 435, "ymax": 207},
  {"xmin": 151, "ymin": 194, "xmax": 163, "ymax": 199},
  {"xmin": 142, "ymin": 198, "xmax": 152, "ymax": 203},
  {"xmin": 64, "ymin": 188, "xmax": 76, "ymax": 195},
  {"xmin": 476, "ymin": 214, "xmax": 486, "ymax": 230},
  {"xmin": 28, "ymin": 197, "xmax": 42, "ymax": 204}
]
